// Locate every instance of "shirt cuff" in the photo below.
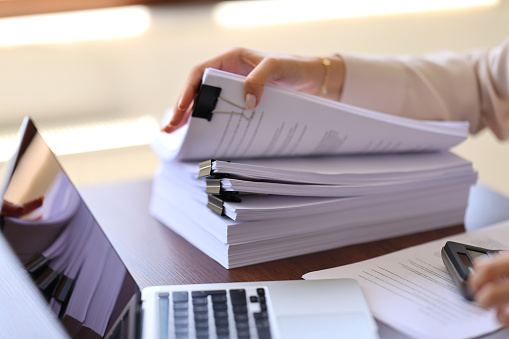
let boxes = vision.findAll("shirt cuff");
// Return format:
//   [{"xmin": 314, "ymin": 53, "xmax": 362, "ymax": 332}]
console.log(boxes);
[{"xmin": 340, "ymin": 54, "xmax": 406, "ymax": 117}]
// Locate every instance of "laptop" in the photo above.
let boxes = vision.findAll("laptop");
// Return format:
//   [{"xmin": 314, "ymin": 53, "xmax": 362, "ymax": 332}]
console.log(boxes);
[{"xmin": 0, "ymin": 117, "xmax": 379, "ymax": 339}]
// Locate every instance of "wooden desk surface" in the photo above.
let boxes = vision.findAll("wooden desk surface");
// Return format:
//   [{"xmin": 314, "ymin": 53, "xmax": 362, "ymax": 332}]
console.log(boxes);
[
  {"xmin": 2, "ymin": 179, "xmax": 508, "ymax": 338},
  {"xmin": 80, "ymin": 179, "xmax": 507, "ymax": 290},
  {"xmin": 78, "ymin": 179, "xmax": 509, "ymax": 339}
]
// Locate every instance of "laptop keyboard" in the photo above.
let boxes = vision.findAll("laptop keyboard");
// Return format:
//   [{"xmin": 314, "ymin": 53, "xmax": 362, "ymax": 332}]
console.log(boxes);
[{"xmin": 158, "ymin": 287, "xmax": 272, "ymax": 339}]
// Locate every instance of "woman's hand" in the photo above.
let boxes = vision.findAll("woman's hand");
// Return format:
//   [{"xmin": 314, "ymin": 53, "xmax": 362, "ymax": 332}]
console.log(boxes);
[
  {"xmin": 162, "ymin": 47, "xmax": 345, "ymax": 133},
  {"xmin": 469, "ymin": 251, "xmax": 509, "ymax": 326},
  {"xmin": 1, "ymin": 197, "xmax": 44, "ymax": 218}
]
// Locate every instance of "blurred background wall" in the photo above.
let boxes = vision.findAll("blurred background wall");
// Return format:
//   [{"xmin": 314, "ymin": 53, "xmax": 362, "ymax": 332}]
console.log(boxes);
[{"xmin": 0, "ymin": 0, "xmax": 508, "ymax": 195}]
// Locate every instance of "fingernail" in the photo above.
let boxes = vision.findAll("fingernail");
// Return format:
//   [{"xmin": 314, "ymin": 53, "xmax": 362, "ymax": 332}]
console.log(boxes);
[
  {"xmin": 473, "ymin": 255, "xmax": 492, "ymax": 267},
  {"xmin": 177, "ymin": 97, "xmax": 184, "ymax": 111},
  {"xmin": 245, "ymin": 94, "xmax": 256, "ymax": 110}
]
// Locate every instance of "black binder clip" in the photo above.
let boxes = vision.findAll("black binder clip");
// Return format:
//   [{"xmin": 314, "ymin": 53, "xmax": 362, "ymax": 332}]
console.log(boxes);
[
  {"xmin": 205, "ymin": 178, "xmax": 238, "ymax": 195},
  {"xmin": 198, "ymin": 159, "xmax": 232, "ymax": 178},
  {"xmin": 207, "ymin": 193, "xmax": 241, "ymax": 216},
  {"xmin": 24, "ymin": 253, "xmax": 50, "ymax": 277},
  {"xmin": 54, "ymin": 275, "xmax": 75, "ymax": 303},
  {"xmin": 198, "ymin": 159, "xmax": 215, "ymax": 178},
  {"xmin": 192, "ymin": 84, "xmax": 256, "ymax": 122},
  {"xmin": 192, "ymin": 85, "xmax": 222, "ymax": 121},
  {"xmin": 207, "ymin": 194, "xmax": 225, "ymax": 216},
  {"xmin": 205, "ymin": 178, "xmax": 222, "ymax": 195}
]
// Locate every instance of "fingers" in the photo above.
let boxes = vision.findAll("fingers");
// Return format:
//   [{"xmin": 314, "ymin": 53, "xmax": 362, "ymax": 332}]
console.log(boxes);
[
  {"xmin": 469, "ymin": 251, "xmax": 509, "ymax": 293},
  {"xmin": 243, "ymin": 54, "xmax": 336, "ymax": 107},
  {"xmin": 164, "ymin": 48, "xmax": 261, "ymax": 132},
  {"xmin": 21, "ymin": 196, "xmax": 44, "ymax": 215},
  {"xmin": 162, "ymin": 105, "xmax": 194, "ymax": 133},
  {"xmin": 243, "ymin": 56, "xmax": 284, "ymax": 109},
  {"xmin": 161, "ymin": 103, "xmax": 188, "ymax": 134},
  {"xmin": 1, "ymin": 200, "xmax": 23, "ymax": 217},
  {"xmin": 468, "ymin": 251, "xmax": 509, "ymax": 323},
  {"xmin": 161, "ymin": 48, "xmax": 329, "ymax": 133},
  {"xmin": 475, "ymin": 276, "xmax": 509, "ymax": 309},
  {"xmin": 496, "ymin": 305, "xmax": 509, "ymax": 326},
  {"xmin": 1, "ymin": 196, "xmax": 44, "ymax": 218},
  {"xmin": 164, "ymin": 65, "xmax": 206, "ymax": 133}
]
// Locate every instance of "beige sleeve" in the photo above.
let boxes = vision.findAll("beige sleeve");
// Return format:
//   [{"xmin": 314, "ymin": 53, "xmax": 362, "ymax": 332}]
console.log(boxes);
[{"xmin": 340, "ymin": 38, "xmax": 509, "ymax": 140}]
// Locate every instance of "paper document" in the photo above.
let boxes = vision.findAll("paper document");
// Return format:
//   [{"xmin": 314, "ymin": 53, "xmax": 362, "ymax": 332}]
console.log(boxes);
[
  {"xmin": 217, "ymin": 175, "xmax": 468, "ymax": 197},
  {"xmin": 204, "ymin": 151, "xmax": 473, "ymax": 184},
  {"xmin": 303, "ymin": 220, "xmax": 509, "ymax": 339},
  {"xmin": 153, "ymin": 68, "xmax": 469, "ymax": 161},
  {"xmin": 149, "ymin": 68, "xmax": 476, "ymax": 270},
  {"xmin": 151, "ymin": 160, "xmax": 472, "ymax": 268}
]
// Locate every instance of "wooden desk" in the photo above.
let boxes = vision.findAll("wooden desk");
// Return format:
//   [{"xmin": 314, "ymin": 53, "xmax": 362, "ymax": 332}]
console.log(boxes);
[
  {"xmin": 80, "ymin": 179, "xmax": 509, "ymax": 290},
  {"xmin": 2, "ymin": 179, "xmax": 509, "ymax": 338},
  {"xmin": 79, "ymin": 179, "xmax": 509, "ymax": 339}
]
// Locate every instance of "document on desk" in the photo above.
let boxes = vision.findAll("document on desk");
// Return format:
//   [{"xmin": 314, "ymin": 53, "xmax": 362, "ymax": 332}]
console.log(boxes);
[
  {"xmin": 303, "ymin": 220, "xmax": 509, "ymax": 339},
  {"xmin": 152, "ymin": 68, "xmax": 469, "ymax": 162}
]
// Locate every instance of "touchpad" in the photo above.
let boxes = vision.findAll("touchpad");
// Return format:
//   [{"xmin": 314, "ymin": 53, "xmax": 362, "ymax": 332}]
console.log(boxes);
[{"xmin": 277, "ymin": 313, "xmax": 377, "ymax": 339}]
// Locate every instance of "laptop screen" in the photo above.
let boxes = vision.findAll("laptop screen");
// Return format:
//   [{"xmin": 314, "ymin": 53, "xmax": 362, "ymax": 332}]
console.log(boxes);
[{"xmin": 0, "ymin": 117, "xmax": 140, "ymax": 338}]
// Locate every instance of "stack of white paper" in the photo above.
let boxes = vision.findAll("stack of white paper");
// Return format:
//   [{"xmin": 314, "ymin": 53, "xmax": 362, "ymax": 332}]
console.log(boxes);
[
  {"xmin": 151, "ymin": 155, "xmax": 476, "ymax": 268},
  {"xmin": 149, "ymin": 68, "xmax": 477, "ymax": 269}
]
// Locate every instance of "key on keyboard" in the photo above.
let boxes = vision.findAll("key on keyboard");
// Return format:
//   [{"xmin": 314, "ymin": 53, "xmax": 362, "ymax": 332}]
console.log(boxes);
[{"xmin": 158, "ymin": 287, "xmax": 272, "ymax": 339}]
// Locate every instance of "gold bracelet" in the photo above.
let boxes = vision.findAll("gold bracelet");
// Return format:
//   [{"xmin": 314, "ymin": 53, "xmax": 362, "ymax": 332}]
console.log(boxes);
[{"xmin": 319, "ymin": 56, "xmax": 331, "ymax": 97}]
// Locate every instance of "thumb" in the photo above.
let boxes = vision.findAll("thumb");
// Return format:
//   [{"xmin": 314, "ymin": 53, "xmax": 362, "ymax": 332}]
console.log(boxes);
[
  {"xmin": 243, "ymin": 76, "xmax": 265, "ymax": 110},
  {"xmin": 243, "ymin": 57, "xmax": 283, "ymax": 110}
]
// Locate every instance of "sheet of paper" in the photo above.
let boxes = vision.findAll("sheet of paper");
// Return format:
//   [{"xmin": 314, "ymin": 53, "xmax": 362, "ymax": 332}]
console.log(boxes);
[
  {"xmin": 152, "ymin": 68, "xmax": 468, "ymax": 162},
  {"xmin": 221, "ymin": 182, "xmax": 470, "ymax": 221},
  {"xmin": 221, "ymin": 174, "xmax": 472, "ymax": 197},
  {"xmin": 208, "ymin": 151, "xmax": 474, "ymax": 185},
  {"xmin": 155, "ymin": 159, "xmax": 473, "ymax": 222},
  {"xmin": 303, "ymin": 220, "xmax": 509, "ymax": 339}
]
